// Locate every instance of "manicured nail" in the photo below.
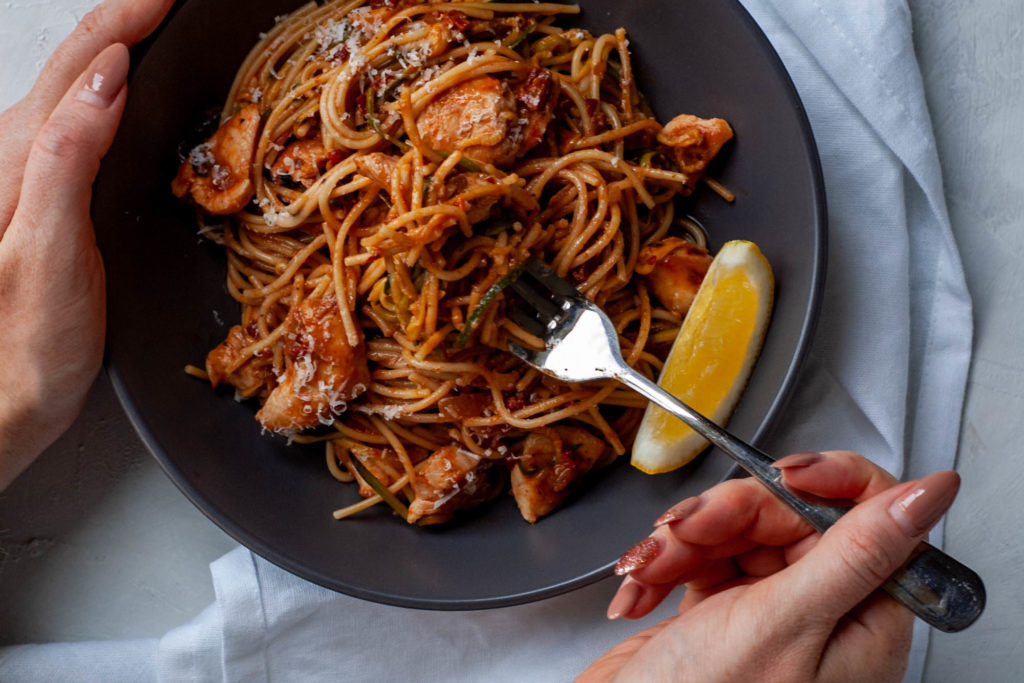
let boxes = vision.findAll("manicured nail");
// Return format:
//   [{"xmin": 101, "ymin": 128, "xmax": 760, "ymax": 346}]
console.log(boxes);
[
  {"xmin": 75, "ymin": 43, "xmax": 130, "ymax": 108},
  {"xmin": 614, "ymin": 536, "xmax": 662, "ymax": 576},
  {"xmin": 888, "ymin": 471, "xmax": 960, "ymax": 537},
  {"xmin": 607, "ymin": 578, "xmax": 641, "ymax": 620},
  {"xmin": 654, "ymin": 496, "xmax": 702, "ymax": 527},
  {"xmin": 773, "ymin": 452, "xmax": 824, "ymax": 470}
]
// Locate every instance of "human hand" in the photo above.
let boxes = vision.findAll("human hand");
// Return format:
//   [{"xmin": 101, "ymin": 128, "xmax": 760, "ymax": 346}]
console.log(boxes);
[
  {"xmin": 579, "ymin": 451, "xmax": 960, "ymax": 682},
  {"xmin": 0, "ymin": 0, "xmax": 175, "ymax": 490}
]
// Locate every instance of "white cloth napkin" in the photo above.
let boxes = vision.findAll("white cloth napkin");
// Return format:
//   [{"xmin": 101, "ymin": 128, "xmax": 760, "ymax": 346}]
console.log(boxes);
[{"xmin": 0, "ymin": 0, "xmax": 971, "ymax": 680}]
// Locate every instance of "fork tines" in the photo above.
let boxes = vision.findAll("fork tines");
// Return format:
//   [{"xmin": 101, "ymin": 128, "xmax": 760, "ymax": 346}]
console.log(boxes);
[{"xmin": 508, "ymin": 257, "xmax": 587, "ymax": 336}]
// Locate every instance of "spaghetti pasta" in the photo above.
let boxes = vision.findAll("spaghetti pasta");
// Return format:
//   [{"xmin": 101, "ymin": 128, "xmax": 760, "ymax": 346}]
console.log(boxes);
[{"xmin": 174, "ymin": 0, "xmax": 735, "ymax": 525}]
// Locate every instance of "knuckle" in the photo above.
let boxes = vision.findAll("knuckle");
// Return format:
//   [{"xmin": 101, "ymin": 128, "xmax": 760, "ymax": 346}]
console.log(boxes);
[
  {"xmin": 836, "ymin": 528, "xmax": 899, "ymax": 588},
  {"xmin": 35, "ymin": 118, "xmax": 85, "ymax": 159},
  {"xmin": 78, "ymin": 5, "xmax": 112, "ymax": 41}
]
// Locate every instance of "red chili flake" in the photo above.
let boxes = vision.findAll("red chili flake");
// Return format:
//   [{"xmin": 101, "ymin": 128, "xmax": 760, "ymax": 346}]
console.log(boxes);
[
  {"xmin": 484, "ymin": 176, "xmax": 497, "ymax": 184},
  {"xmin": 454, "ymin": 197, "xmax": 468, "ymax": 211},
  {"xmin": 369, "ymin": 0, "xmax": 398, "ymax": 8},
  {"xmin": 354, "ymin": 91, "xmax": 367, "ymax": 117},
  {"xmin": 245, "ymin": 322, "xmax": 260, "ymax": 337},
  {"xmin": 331, "ymin": 45, "xmax": 350, "ymax": 63}
]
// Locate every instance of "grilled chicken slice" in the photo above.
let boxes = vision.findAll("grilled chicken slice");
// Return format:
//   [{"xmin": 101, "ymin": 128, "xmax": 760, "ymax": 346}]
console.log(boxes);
[
  {"xmin": 636, "ymin": 237, "xmax": 713, "ymax": 318},
  {"xmin": 353, "ymin": 152, "xmax": 398, "ymax": 190},
  {"xmin": 206, "ymin": 324, "xmax": 273, "ymax": 398},
  {"xmin": 417, "ymin": 70, "xmax": 555, "ymax": 169},
  {"xmin": 418, "ymin": 76, "xmax": 517, "ymax": 166},
  {"xmin": 406, "ymin": 446, "xmax": 504, "ymax": 525},
  {"xmin": 256, "ymin": 295, "xmax": 370, "ymax": 433},
  {"xmin": 510, "ymin": 425, "xmax": 607, "ymax": 523},
  {"xmin": 270, "ymin": 138, "xmax": 329, "ymax": 187},
  {"xmin": 657, "ymin": 114, "xmax": 733, "ymax": 191},
  {"xmin": 172, "ymin": 104, "xmax": 261, "ymax": 214}
]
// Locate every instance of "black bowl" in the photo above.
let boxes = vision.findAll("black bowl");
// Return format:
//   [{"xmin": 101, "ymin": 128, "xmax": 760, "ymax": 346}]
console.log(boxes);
[{"xmin": 94, "ymin": 0, "xmax": 826, "ymax": 609}]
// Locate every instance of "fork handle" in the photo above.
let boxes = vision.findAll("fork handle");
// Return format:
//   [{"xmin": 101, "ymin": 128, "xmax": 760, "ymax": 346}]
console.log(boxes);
[{"xmin": 616, "ymin": 369, "xmax": 985, "ymax": 633}]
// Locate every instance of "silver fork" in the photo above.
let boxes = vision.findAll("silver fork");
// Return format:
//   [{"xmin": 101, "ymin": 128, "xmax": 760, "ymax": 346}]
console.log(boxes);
[{"xmin": 505, "ymin": 257, "xmax": 984, "ymax": 633}]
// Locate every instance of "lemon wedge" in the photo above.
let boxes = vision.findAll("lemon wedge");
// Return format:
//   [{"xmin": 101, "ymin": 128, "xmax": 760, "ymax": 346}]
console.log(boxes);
[{"xmin": 631, "ymin": 240, "xmax": 774, "ymax": 474}]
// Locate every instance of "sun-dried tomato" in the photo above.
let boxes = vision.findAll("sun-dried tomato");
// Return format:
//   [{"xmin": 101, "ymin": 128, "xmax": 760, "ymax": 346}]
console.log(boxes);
[{"xmin": 516, "ymin": 69, "xmax": 553, "ymax": 111}]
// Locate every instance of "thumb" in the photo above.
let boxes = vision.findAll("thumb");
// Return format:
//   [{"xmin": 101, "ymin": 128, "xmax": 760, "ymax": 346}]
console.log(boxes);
[
  {"xmin": 12, "ymin": 43, "xmax": 129, "ymax": 237},
  {"xmin": 767, "ymin": 470, "xmax": 960, "ymax": 624}
]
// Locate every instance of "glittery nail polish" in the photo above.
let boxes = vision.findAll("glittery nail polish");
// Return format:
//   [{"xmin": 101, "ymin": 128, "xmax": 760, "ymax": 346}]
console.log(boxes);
[{"xmin": 614, "ymin": 536, "xmax": 662, "ymax": 575}]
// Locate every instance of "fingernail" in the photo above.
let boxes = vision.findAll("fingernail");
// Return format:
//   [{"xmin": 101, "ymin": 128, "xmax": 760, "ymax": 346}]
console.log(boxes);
[
  {"xmin": 614, "ymin": 536, "xmax": 662, "ymax": 576},
  {"xmin": 607, "ymin": 579, "xmax": 641, "ymax": 620},
  {"xmin": 773, "ymin": 452, "xmax": 824, "ymax": 470},
  {"xmin": 888, "ymin": 471, "xmax": 960, "ymax": 537},
  {"xmin": 75, "ymin": 43, "xmax": 130, "ymax": 108},
  {"xmin": 654, "ymin": 496, "xmax": 702, "ymax": 527}
]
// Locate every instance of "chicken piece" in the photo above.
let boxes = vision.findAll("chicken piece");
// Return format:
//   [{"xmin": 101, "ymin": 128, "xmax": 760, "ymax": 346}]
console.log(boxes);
[
  {"xmin": 348, "ymin": 444, "xmax": 406, "ymax": 498},
  {"xmin": 442, "ymin": 172, "xmax": 501, "ymax": 224},
  {"xmin": 510, "ymin": 425, "xmax": 607, "ymax": 523},
  {"xmin": 417, "ymin": 76, "xmax": 518, "ymax": 167},
  {"xmin": 206, "ymin": 324, "xmax": 273, "ymax": 398},
  {"xmin": 635, "ymin": 237, "xmax": 713, "ymax": 318},
  {"xmin": 657, "ymin": 114, "xmax": 733, "ymax": 190},
  {"xmin": 256, "ymin": 295, "xmax": 370, "ymax": 433},
  {"xmin": 416, "ymin": 70, "xmax": 556, "ymax": 169},
  {"xmin": 172, "ymin": 104, "xmax": 261, "ymax": 214},
  {"xmin": 437, "ymin": 391, "xmax": 493, "ymax": 421},
  {"xmin": 406, "ymin": 446, "xmax": 505, "ymax": 525},
  {"xmin": 354, "ymin": 152, "xmax": 398, "ymax": 190},
  {"xmin": 270, "ymin": 138, "xmax": 329, "ymax": 187}
]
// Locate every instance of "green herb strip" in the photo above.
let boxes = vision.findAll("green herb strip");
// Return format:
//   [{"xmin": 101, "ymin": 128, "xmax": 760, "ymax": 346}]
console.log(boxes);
[
  {"xmin": 436, "ymin": 149, "xmax": 481, "ymax": 173},
  {"xmin": 350, "ymin": 455, "xmax": 410, "ymax": 520},
  {"xmin": 456, "ymin": 261, "xmax": 528, "ymax": 349},
  {"xmin": 366, "ymin": 86, "xmax": 409, "ymax": 152}
]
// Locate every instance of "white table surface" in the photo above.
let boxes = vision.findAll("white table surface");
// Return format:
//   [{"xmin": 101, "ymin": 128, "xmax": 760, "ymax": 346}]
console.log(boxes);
[{"xmin": 1, "ymin": 0, "xmax": 1022, "ymax": 679}]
